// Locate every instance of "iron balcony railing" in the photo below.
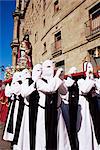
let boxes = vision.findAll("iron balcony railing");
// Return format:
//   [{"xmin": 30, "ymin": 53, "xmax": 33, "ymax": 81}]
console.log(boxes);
[
  {"xmin": 85, "ymin": 16, "xmax": 100, "ymax": 39},
  {"xmin": 51, "ymin": 40, "xmax": 62, "ymax": 57}
]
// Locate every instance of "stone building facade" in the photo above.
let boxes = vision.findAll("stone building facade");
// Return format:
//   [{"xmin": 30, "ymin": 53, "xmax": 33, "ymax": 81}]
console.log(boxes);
[{"xmin": 11, "ymin": 0, "xmax": 100, "ymax": 73}]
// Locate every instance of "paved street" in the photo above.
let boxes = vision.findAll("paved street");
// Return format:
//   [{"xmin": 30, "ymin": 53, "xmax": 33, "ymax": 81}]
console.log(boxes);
[{"xmin": 0, "ymin": 123, "xmax": 11, "ymax": 150}]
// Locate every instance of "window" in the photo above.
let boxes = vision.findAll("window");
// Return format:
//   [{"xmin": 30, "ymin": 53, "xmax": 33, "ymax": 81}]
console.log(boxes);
[
  {"xmin": 88, "ymin": 47, "xmax": 100, "ymax": 58},
  {"xmin": 42, "ymin": 42, "xmax": 47, "ymax": 55},
  {"xmin": 56, "ymin": 60, "xmax": 64, "ymax": 67},
  {"xmin": 51, "ymin": 31, "xmax": 62, "ymax": 57},
  {"xmin": 43, "ymin": 42, "xmax": 46, "ymax": 52},
  {"xmin": 55, "ymin": 60, "xmax": 64, "ymax": 68},
  {"xmin": 54, "ymin": 0, "xmax": 59, "ymax": 13},
  {"xmin": 32, "ymin": 3, "xmax": 34, "ymax": 10},
  {"xmin": 54, "ymin": 31, "xmax": 61, "ymax": 50},
  {"xmin": 89, "ymin": 2, "xmax": 100, "ymax": 32},
  {"xmin": 88, "ymin": 46, "xmax": 100, "ymax": 71},
  {"xmin": 85, "ymin": 2, "xmax": 100, "ymax": 39},
  {"xmin": 35, "ymin": 32, "xmax": 38, "ymax": 43},
  {"xmin": 43, "ymin": 19, "xmax": 46, "ymax": 27},
  {"xmin": 43, "ymin": 0, "xmax": 46, "ymax": 11},
  {"xmin": 55, "ymin": 31, "xmax": 61, "ymax": 41}
]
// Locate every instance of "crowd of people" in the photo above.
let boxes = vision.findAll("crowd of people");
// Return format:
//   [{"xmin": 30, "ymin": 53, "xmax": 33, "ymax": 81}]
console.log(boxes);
[{"xmin": 3, "ymin": 59, "xmax": 100, "ymax": 150}]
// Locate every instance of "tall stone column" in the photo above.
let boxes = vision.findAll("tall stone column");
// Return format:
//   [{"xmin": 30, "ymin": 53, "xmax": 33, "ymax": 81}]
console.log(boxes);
[
  {"xmin": 21, "ymin": 0, "xmax": 24, "ymax": 11},
  {"xmin": 11, "ymin": 0, "xmax": 30, "ymax": 68},
  {"xmin": 11, "ymin": 0, "xmax": 20, "ymax": 67},
  {"xmin": 16, "ymin": 0, "xmax": 20, "ymax": 9}
]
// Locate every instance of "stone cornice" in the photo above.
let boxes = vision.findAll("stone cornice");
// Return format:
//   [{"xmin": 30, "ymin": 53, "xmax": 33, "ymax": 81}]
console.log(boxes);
[{"xmin": 13, "ymin": 9, "xmax": 21, "ymax": 18}]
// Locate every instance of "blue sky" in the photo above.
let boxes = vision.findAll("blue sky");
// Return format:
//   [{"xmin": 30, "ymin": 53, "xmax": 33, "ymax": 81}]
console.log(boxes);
[{"xmin": 0, "ymin": 0, "xmax": 16, "ymax": 80}]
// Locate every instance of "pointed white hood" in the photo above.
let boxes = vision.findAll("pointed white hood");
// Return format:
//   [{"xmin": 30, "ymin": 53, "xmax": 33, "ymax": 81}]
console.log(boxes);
[
  {"xmin": 32, "ymin": 64, "xmax": 42, "ymax": 82},
  {"xmin": 41, "ymin": 59, "xmax": 55, "ymax": 80},
  {"xmin": 12, "ymin": 71, "xmax": 22, "ymax": 83},
  {"xmin": 11, "ymin": 71, "xmax": 22, "ymax": 95},
  {"xmin": 21, "ymin": 69, "xmax": 31, "ymax": 81}
]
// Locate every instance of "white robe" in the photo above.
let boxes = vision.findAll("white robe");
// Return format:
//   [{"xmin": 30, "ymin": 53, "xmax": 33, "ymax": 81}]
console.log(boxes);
[
  {"xmin": 77, "ymin": 79, "xmax": 99, "ymax": 150},
  {"xmin": 35, "ymin": 77, "xmax": 71, "ymax": 150},
  {"xmin": 13, "ymin": 102, "xmax": 30, "ymax": 150},
  {"xmin": 3, "ymin": 83, "xmax": 20, "ymax": 141},
  {"xmin": 3, "ymin": 99, "xmax": 19, "ymax": 141},
  {"xmin": 13, "ymin": 79, "xmax": 36, "ymax": 150}
]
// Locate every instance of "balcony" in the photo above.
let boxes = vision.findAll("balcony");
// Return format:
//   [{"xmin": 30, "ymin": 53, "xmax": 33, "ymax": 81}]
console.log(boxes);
[
  {"xmin": 51, "ymin": 40, "xmax": 62, "ymax": 58},
  {"xmin": 85, "ymin": 16, "xmax": 100, "ymax": 41}
]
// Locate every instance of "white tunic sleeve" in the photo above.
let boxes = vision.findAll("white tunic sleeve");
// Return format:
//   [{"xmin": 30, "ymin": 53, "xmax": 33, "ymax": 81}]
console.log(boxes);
[
  {"xmin": 80, "ymin": 79, "xmax": 95, "ymax": 93},
  {"xmin": 77, "ymin": 78, "xmax": 85, "ymax": 93},
  {"xmin": 37, "ymin": 77, "xmax": 63, "ymax": 93},
  {"xmin": 64, "ymin": 77, "xmax": 75, "ymax": 87},
  {"xmin": 21, "ymin": 79, "xmax": 36, "ymax": 98}
]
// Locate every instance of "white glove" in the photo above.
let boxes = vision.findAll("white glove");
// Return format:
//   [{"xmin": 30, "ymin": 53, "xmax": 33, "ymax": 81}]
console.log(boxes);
[
  {"xmin": 64, "ymin": 77, "xmax": 75, "ymax": 87},
  {"xmin": 55, "ymin": 68, "xmax": 64, "ymax": 78},
  {"xmin": 11, "ymin": 82, "xmax": 21, "ymax": 95}
]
